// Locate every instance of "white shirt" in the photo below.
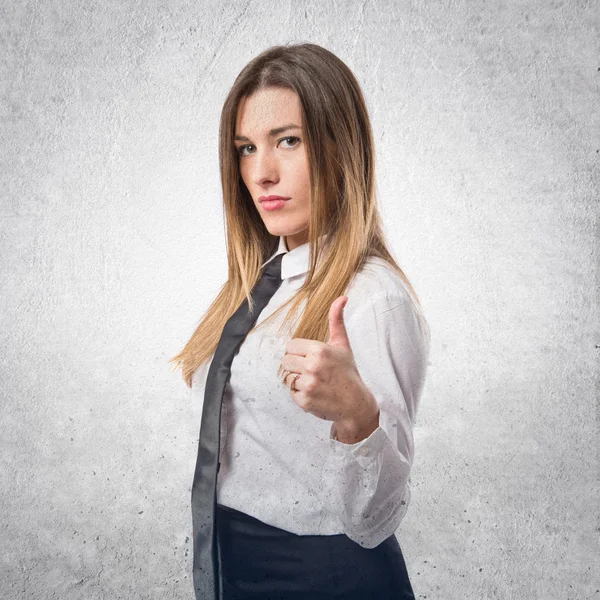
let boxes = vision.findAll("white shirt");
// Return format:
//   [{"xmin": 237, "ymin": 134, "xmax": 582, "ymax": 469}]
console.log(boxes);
[{"xmin": 191, "ymin": 235, "xmax": 431, "ymax": 549}]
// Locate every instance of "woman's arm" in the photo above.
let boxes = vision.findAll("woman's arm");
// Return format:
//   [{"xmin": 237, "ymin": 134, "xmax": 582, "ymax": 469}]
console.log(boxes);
[{"xmin": 318, "ymin": 290, "xmax": 431, "ymax": 549}]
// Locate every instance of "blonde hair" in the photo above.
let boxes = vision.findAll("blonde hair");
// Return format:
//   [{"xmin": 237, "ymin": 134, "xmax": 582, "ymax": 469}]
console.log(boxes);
[{"xmin": 170, "ymin": 42, "xmax": 426, "ymax": 388}]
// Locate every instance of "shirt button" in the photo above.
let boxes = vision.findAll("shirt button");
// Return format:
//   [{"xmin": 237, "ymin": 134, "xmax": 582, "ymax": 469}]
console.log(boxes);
[{"xmin": 359, "ymin": 446, "xmax": 370, "ymax": 456}]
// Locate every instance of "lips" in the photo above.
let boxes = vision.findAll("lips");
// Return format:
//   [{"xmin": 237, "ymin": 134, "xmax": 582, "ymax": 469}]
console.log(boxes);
[{"xmin": 259, "ymin": 195, "xmax": 290, "ymax": 203}]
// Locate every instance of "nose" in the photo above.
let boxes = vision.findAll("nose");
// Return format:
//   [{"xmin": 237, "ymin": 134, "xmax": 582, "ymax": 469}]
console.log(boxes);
[{"xmin": 250, "ymin": 148, "xmax": 279, "ymax": 187}]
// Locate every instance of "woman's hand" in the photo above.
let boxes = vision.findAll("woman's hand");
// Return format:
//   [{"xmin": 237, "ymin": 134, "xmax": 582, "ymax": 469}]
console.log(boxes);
[{"xmin": 278, "ymin": 296, "xmax": 380, "ymax": 442}]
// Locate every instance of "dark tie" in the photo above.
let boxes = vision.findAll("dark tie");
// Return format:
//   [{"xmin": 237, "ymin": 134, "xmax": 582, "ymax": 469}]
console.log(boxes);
[{"xmin": 191, "ymin": 252, "xmax": 285, "ymax": 599}]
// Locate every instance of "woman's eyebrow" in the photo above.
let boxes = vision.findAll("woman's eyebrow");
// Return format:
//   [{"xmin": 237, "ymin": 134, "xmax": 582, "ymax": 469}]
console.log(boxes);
[{"xmin": 234, "ymin": 124, "xmax": 301, "ymax": 142}]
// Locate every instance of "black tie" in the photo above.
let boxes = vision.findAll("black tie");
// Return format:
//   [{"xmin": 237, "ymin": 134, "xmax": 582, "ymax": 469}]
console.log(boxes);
[{"xmin": 191, "ymin": 252, "xmax": 285, "ymax": 599}]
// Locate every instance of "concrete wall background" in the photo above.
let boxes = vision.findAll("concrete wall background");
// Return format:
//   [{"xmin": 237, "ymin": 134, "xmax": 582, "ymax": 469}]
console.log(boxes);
[{"xmin": 1, "ymin": 1, "xmax": 597, "ymax": 598}]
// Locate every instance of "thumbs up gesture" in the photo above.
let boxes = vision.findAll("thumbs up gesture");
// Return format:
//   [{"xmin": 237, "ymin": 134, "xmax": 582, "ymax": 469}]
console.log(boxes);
[{"xmin": 277, "ymin": 296, "xmax": 380, "ymax": 443}]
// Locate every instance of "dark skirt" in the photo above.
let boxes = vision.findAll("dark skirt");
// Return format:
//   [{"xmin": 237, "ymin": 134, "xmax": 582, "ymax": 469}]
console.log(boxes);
[{"xmin": 216, "ymin": 503, "xmax": 416, "ymax": 600}]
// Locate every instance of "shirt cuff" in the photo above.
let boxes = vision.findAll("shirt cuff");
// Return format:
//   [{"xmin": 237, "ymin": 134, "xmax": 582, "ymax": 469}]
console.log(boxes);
[{"xmin": 328, "ymin": 423, "xmax": 390, "ymax": 467}]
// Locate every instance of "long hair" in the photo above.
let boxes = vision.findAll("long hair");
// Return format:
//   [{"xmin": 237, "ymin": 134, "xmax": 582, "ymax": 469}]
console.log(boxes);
[{"xmin": 170, "ymin": 42, "xmax": 427, "ymax": 388}]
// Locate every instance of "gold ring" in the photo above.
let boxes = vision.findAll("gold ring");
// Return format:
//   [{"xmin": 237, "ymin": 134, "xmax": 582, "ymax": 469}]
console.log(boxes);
[
  {"xmin": 290, "ymin": 373, "xmax": 300, "ymax": 392},
  {"xmin": 281, "ymin": 369, "xmax": 300, "ymax": 392}
]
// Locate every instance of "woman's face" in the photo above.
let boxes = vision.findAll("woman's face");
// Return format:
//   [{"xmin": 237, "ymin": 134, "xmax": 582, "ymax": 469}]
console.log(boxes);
[{"xmin": 234, "ymin": 86, "xmax": 310, "ymax": 251}]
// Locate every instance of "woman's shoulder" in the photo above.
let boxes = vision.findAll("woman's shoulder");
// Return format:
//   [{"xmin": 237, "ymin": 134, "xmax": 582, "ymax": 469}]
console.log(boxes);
[
  {"xmin": 348, "ymin": 255, "xmax": 415, "ymax": 304},
  {"xmin": 345, "ymin": 255, "xmax": 431, "ymax": 347}
]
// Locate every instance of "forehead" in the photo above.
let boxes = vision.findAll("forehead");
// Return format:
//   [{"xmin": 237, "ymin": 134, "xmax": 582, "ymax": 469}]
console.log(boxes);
[{"xmin": 235, "ymin": 87, "xmax": 302, "ymax": 133}]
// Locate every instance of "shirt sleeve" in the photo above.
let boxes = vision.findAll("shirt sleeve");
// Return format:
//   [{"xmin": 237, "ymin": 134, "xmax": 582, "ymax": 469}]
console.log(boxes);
[{"xmin": 318, "ymin": 290, "xmax": 431, "ymax": 549}]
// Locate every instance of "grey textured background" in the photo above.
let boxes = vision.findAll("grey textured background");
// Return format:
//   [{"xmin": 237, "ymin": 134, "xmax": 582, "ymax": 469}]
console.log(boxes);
[{"xmin": 1, "ymin": 1, "xmax": 598, "ymax": 599}]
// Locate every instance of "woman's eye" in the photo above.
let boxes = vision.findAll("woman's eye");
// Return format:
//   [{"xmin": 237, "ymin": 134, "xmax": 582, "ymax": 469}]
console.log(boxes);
[
  {"xmin": 236, "ymin": 136, "xmax": 301, "ymax": 157},
  {"xmin": 281, "ymin": 135, "xmax": 300, "ymax": 148},
  {"xmin": 237, "ymin": 144, "xmax": 253, "ymax": 157}
]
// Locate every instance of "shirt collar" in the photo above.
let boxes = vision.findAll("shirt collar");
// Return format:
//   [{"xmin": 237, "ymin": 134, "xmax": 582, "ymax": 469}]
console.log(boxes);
[{"xmin": 261, "ymin": 234, "xmax": 328, "ymax": 280}]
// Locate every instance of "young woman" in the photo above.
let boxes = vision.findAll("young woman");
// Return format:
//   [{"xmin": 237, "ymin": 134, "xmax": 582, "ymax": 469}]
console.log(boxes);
[{"xmin": 171, "ymin": 42, "xmax": 430, "ymax": 600}]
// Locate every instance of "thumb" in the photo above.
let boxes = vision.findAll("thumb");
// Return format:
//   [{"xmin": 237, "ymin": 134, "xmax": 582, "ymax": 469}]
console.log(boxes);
[{"xmin": 327, "ymin": 296, "xmax": 351, "ymax": 348}]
